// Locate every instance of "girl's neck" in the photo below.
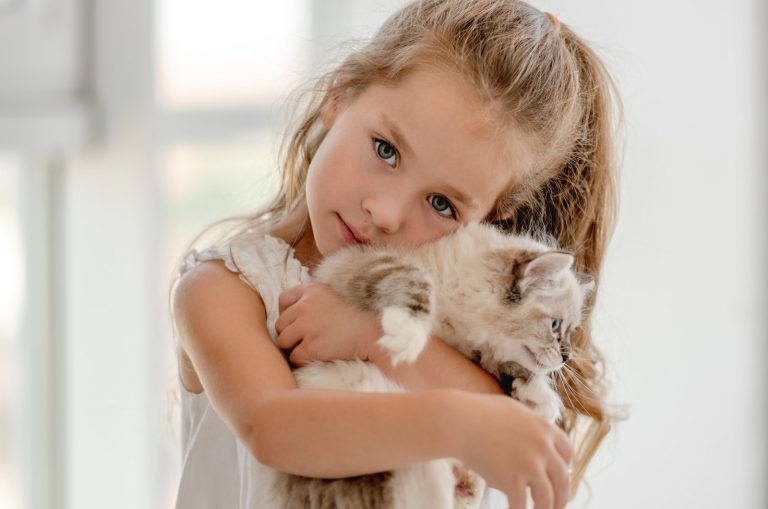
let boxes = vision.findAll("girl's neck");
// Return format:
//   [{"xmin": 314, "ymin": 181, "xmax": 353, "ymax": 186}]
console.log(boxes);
[
  {"xmin": 270, "ymin": 206, "xmax": 323, "ymax": 271},
  {"xmin": 292, "ymin": 227, "xmax": 322, "ymax": 272}
]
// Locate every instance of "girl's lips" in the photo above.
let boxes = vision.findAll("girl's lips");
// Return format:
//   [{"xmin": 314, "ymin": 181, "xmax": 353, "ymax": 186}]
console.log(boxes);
[{"xmin": 337, "ymin": 215, "xmax": 369, "ymax": 245}]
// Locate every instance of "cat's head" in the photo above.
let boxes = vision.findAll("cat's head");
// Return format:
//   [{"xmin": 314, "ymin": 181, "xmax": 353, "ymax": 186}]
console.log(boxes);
[{"xmin": 482, "ymin": 246, "xmax": 594, "ymax": 375}]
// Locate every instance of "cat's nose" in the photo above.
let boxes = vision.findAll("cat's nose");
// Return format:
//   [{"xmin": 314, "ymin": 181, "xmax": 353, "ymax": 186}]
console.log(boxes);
[{"xmin": 561, "ymin": 351, "xmax": 570, "ymax": 363}]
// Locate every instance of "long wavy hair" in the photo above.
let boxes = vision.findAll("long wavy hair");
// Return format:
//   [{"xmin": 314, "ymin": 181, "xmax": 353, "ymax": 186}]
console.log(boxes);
[{"xmin": 170, "ymin": 0, "xmax": 623, "ymax": 495}]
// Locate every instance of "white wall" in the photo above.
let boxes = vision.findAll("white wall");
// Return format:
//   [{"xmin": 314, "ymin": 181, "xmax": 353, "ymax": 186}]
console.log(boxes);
[{"xmin": 527, "ymin": 1, "xmax": 767, "ymax": 508}]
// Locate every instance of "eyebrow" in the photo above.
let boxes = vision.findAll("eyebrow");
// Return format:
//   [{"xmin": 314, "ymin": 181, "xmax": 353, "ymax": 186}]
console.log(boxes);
[
  {"xmin": 444, "ymin": 185, "xmax": 478, "ymax": 209},
  {"xmin": 379, "ymin": 113, "xmax": 414, "ymax": 159},
  {"xmin": 379, "ymin": 113, "xmax": 478, "ymax": 210}
]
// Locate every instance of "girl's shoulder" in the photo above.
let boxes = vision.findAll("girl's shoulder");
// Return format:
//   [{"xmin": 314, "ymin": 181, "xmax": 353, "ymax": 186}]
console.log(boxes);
[
  {"xmin": 172, "ymin": 230, "xmax": 303, "ymax": 406},
  {"xmin": 180, "ymin": 226, "xmax": 309, "ymax": 289},
  {"xmin": 177, "ymin": 225, "xmax": 312, "ymax": 337}
]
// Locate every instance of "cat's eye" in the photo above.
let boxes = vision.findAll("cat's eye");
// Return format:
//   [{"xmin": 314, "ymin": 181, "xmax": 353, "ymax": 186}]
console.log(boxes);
[
  {"xmin": 373, "ymin": 138, "xmax": 398, "ymax": 166},
  {"xmin": 551, "ymin": 318, "xmax": 562, "ymax": 332},
  {"xmin": 427, "ymin": 194, "xmax": 457, "ymax": 219}
]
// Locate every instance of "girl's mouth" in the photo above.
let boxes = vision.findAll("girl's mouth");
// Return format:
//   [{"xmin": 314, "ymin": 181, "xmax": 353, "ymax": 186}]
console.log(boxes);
[{"xmin": 337, "ymin": 214, "xmax": 368, "ymax": 245}]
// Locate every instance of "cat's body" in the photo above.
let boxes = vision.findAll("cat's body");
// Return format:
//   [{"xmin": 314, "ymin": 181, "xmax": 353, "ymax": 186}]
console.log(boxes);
[{"xmin": 258, "ymin": 222, "xmax": 593, "ymax": 509}]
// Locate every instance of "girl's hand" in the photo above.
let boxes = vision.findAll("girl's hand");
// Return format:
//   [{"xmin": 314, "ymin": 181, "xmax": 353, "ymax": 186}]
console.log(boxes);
[
  {"xmin": 456, "ymin": 391, "xmax": 574, "ymax": 509},
  {"xmin": 275, "ymin": 283, "xmax": 383, "ymax": 367}
]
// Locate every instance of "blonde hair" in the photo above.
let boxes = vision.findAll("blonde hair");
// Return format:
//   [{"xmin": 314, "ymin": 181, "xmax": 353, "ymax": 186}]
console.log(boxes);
[{"xmin": 172, "ymin": 0, "xmax": 622, "ymax": 495}]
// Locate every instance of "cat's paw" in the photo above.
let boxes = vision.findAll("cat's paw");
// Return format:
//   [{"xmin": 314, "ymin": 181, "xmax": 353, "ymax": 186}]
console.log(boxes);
[
  {"xmin": 512, "ymin": 376, "xmax": 562, "ymax": 423},
  {"xmin": 451, "ymin": 459, "xmax": 485, "ymax": 509},
  {"xmin": 377, "ymin": 306, "xmax": 431, "ymax": 366}
]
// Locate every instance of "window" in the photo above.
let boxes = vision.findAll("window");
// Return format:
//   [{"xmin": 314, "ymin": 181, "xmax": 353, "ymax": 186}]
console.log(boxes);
[
  {"xmin": 153, "ymin": 1, "xmax": 311, "ymax": 504},
  {"xmin": 0, "ymin": 152, "xmax": 25, "ymax": 508},
  {"xmin": 156, "ymin": 0, "xmax": 311, "ymax": 109}
]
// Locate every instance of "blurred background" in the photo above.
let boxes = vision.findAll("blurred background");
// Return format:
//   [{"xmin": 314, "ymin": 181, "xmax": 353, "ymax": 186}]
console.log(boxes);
[{"xmin": 0, "ymin": 0, "xmax": 765, "ymax": 508}]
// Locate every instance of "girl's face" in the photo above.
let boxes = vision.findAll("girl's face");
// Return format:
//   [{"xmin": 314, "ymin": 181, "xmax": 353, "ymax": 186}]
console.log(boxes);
[{"xmin": 305, "ymin": 67, "xmax": 534, "ymax": 258}]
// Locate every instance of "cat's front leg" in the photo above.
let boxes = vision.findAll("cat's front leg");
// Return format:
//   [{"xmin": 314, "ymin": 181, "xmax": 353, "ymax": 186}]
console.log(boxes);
[
  {"xmin": 316, "ymin": 248, "xmax": 436, "ymax": 366},
  {"xmin": 378, "ymin": 304, "xmax": 433, "ymax": 366},
  {"xmin": 351, "ymin": 255, "xmax": 436, "ymax": 365},
  {"xmin": 512, "ymin": 374, "xmax": 563, "ymax": 423}
]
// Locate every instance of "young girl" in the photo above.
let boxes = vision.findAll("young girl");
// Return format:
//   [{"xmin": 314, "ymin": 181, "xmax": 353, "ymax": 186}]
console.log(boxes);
[{"xmin": 171, "ymin": 1, "xmax": 620, "ymax": 508}]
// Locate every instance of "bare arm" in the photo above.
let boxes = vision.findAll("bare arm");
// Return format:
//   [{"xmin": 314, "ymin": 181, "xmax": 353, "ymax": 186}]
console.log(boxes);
[
  {"xmin": 252, "ymin": 387, "xmax": 463, "ymax": 477},
  {"xmin": 174, "ymin": 261, "xmax": 463, "ymax": 477},
  {"xmin": 369, "ymin": 335, "xmax": 505, "ymax": 395}
]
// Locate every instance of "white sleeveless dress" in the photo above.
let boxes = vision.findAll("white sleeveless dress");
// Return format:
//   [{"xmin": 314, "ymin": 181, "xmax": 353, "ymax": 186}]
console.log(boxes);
[{"xmin": 173, "ymin": 229, "xmax": 508, "ymax": 509}]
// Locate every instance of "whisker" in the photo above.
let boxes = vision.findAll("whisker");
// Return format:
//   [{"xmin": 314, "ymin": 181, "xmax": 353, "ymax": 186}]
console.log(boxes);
[
  {"xmin": 564, "ymin": 351, "xmax": 592, "ymax": 362},
  {"xmin": 560, "ymin": 365, "xmax": 598, "ymax": 399},
  {"xmin": 554, "ymin": 370, "xmax": 584, "ymax": 415},
  {"xmin": 560, "ymin": 364, "xmax": 591, "ymax": 390},
  {"xmin": 563, "ymin": 370, "xmax": 598, "ymax": 411}
]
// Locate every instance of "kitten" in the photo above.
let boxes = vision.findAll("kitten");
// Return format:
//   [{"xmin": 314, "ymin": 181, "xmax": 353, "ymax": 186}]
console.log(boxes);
[{"xmin": 260, "ymin": 221, "xmax": 593, "ymax": 509}]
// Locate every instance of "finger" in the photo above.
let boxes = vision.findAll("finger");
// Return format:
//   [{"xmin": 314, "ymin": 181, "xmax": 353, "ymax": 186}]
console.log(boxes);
[
  {"xmin": 278, "ymin": 285, "xmax": 306, "ymax": 313},
  {"xmin": 289, "ymin": 341, "xmax": 310, "ymax": 368},
  {"xmin": 505, "ymin": 480, "xmax": 527, "ymax": 509},
  {"xmin": 275, "ymin": 323, "xmax": 303, "ymax": 351},
  {"xmin": 547, "ymin": 456, "xmax": 570, "ymax": 509},
  {"xmin": 274, "ymin": 301, "xmax": 298, "ymax": 335},
  {"xmin": 551, "ymin": 428, "xmax": 574, "ymax": 467},
  {"xmin": 529, "ymin": 472, "xmax": 554, "ymax": 509}
]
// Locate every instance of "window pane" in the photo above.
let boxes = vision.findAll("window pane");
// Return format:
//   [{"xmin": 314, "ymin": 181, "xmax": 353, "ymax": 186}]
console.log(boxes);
[
  {"xmin": 159, "ymin": 129, "xmax": 280, "ymax": 260},
  {"xmin": 156, "ymin": 0, "xmax": 311, "ymax": 109},
  {"xmin": 0, "ymin": 152, "xmax": 25, "ymax": 509}
]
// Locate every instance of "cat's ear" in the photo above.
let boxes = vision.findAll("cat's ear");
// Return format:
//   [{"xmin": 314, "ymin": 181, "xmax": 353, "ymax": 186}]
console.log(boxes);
[
  {"xmin": 578, "ymin": 274, "xmax": 596, "ymax": 301},
  {"xmin": 520, "ymin": 251, "xmax": 574, "ymax": 292}
]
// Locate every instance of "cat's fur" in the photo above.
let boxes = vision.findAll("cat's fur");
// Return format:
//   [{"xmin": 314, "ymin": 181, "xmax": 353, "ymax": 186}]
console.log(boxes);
[{"xmin": 258, "ymin": 221, "xmax": 593, "ymax": 509}]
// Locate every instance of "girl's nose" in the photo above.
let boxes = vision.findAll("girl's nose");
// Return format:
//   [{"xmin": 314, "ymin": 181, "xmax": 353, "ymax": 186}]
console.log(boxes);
[{"xmin": 361, "ymin": 194, "xmax": 407, "ymax": 234}]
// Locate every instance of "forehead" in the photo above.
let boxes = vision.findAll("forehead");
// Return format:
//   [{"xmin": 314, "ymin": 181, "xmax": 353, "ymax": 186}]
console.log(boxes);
[{"xmin": 348, "ymin": 68, "xmax": 534, "ymax": 218}]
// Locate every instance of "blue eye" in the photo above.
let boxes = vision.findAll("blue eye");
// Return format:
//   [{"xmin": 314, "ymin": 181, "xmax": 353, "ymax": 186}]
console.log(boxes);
[
  {"xmin": 427, "ymin": 194, "xmax": 457, "ymax": 219},
  {"xmin": 373, "ymin": 138, "xmax": 398, "ymax": 166},
  {"xmin": 551, "ymin": 318, "xmax": 562, "ymax": 332}
]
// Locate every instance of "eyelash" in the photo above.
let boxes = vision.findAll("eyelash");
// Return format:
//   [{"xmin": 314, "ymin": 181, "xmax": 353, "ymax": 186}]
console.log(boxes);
[
  {"xmin": 371, "ymin": 137, "xmax": 458, "ymax": 221},
  {"xmin": 372, "ymin": 137, "xmax": 399, "ymax": 166}
]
